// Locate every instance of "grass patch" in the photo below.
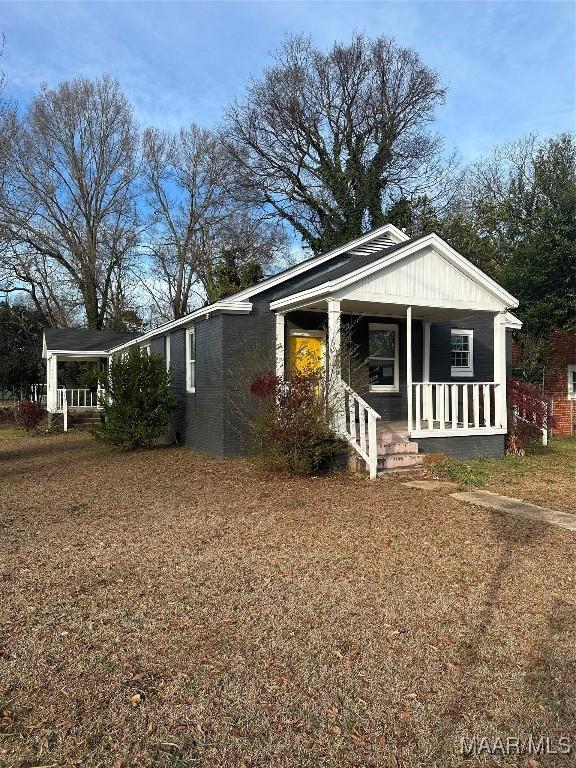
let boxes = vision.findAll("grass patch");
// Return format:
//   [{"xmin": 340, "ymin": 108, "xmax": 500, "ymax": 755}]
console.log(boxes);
[
  {"xmin": 0, "ymin": 425, "xmax": 27, "ymax": 439},
  {"xmin": 434, "ymin": 457, "xmax": 487, "ymax": 487}
]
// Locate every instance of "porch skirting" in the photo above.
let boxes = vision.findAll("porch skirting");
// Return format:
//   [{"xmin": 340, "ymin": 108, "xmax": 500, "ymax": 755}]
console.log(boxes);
[{"xmin": 416, "ymin": 433, "xmax": 505, "ymax": 460}]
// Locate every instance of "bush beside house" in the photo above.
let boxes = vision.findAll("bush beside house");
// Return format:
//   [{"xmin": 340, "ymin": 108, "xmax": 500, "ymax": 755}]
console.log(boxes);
[
  {"xmin": 249, "ymin": 370, "xmax": 348, "ymax": 475},
  {"xmin": 94, "ymin": 350, "xmax": 179, "ymax": 450}
]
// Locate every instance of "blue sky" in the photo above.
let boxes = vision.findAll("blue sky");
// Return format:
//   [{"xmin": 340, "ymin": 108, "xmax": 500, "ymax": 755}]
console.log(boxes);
[{"xmin": 1, "ymin": 1, "xmax": 574, "ymax": 162}]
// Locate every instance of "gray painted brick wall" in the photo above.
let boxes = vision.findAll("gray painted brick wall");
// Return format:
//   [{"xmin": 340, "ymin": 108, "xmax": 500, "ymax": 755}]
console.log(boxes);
[
  {"xmin": 126, "ymin": 259, "xmax": 512, "ymax": 461},
  {"xmin": 417, "ymin": 434, "xmax": 505, "ymax": 459}
]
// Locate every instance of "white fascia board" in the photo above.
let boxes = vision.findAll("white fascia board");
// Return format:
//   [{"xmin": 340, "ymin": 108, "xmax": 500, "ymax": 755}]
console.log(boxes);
[
  {"xmin": 107, "ymin": 300, "xmax": 253, "ymax": 355},
  {"xmin": 270, "ymin": 234, "xmax": 519, "ymax": 311},
  {"xmin": 45, "ymin": 349, "xmax": 109, "ymax": 357},
  {"xmin": 504, "ymin": 311, "xmax": 523, "ymax": 329},
  {"xmin": 426, "ymin": 234, "xmax": 519, "ymax": 307},
  {"xmin": 226, "ymin": 223, "xmax": 410, "ymax": 303},
  {"xmin": 103, "ymin": 225, "xmax": 407, "ymax": 354}
]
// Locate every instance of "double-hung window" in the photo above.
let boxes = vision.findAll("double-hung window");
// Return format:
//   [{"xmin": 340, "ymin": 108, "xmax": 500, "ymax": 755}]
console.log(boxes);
[
  {"xmin": 368, "ymin": 323, "xmax": 399, "ymax": 392},
  {"xmin": 186, "ymin": 327, "xmax": 196, "ymax": 393},
  {"xmin": 451, "ymin": 329, "xmax": 474, "ymax": 377},
  {"xmin": 141, "ymin": 344, "xmax": 151, "ymax": 356},
  {"xmin": 568, "ymin": 364, "xmax": 576, "ymax": 400}
]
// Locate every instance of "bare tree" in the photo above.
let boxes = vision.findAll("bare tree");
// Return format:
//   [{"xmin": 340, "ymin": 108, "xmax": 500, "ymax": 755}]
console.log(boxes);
[
  {"xmin": 141, "ymin": 124, "xmax": 230, "ymax": 319},
  {"xmin": 0, "ymin": 247, "xmax": 80, "ymax": 326},
  {"xmin": 0, "ymin": 75, "xmax": 139, "ymax": 329},
  {"xmin": 224, "ymin": 33, "xmax": 452, "ymax": 254},
  {"xmin": 199, "ymin": 209, "xmax": 287, "ymax": 302},
  {"xmin": 141, "ymin": 124, "xmax": 286, "ymax": 319}
]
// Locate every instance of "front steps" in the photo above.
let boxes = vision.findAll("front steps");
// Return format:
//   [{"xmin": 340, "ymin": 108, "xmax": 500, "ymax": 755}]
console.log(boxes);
[
  {"xmin": 67, "ymin": 409, "xmax": 102, "ymax": 430},
  {"xmin": 376, "ymin": 423, "xmax": 424, "ymax": 477}
]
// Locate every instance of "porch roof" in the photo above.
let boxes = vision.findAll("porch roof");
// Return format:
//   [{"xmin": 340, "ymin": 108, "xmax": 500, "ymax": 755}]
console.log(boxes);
[
  {"xmin": 270, "ymin": 233, "xmax": 519, "ymax": 315},
  {"xmin": 43, "ymin": 329, "xmax": 140, "ymax": 357}
]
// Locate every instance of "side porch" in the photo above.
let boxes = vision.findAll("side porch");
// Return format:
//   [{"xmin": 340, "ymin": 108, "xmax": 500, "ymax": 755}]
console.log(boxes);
[
  {"xmin": 45, "ymin": 351, "xmax": 106, "ymax": 431},
  {"xmin": 42, "ymin": 329, "xmax": 140, "ymax": 431}
]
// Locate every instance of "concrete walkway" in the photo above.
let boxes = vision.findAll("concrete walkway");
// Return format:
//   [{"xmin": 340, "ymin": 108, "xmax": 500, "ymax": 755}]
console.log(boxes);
[{"xmin": 451, "ymin": 490, "xmax": 576, "ymax": 533}]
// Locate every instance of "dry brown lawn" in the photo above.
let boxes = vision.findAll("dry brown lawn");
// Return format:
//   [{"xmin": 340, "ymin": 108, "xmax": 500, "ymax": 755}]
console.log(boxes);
[
  {"xmin": 0, "ymin": 430, "xmax": 575, "ymax": 767},
  {"xmin": 478, "ymin": 438, "xmax": 576, "ymax": 513}
]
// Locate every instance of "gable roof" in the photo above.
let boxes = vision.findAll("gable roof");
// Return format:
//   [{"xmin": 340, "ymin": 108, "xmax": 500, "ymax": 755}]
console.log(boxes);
[
  {"xmin": 228, "ymin": 222, "xmax": 410, "ymax": 303},
  {"xmin": 269, "ymin": 233, "xmax": 519, "ymax": 311},
  {"xmin": 106, "ymin": 224, "xmax": 518, "ymax": 353},
  {"xmin": 107, "ymin": 224, "xmax": 410, "ymax": 353},
  {"xmin": 43, "ymin": 329, "xmax": 140, "ymax": 355}
]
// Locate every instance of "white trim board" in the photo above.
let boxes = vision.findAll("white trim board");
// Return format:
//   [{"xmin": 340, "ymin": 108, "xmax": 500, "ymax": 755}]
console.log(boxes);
[
  {"xmin": 270, "ymin": 234, "xmax": 518, "ymax": 312},
  {"xmin": 108, "ymin": 300, "xmax": 253, "ymax": 355},
  {"xmin": 410, "ymin": 428, "xmax": 507, "ymax": 438},
  {"xmin": 102, "ymin": 226, "xmax": 408, "ymax": 352}
]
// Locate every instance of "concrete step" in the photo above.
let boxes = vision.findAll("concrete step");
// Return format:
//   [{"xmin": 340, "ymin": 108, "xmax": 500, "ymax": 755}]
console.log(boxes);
[
  {"xmin": 377, "ymin": 431, "xmax": 410, "ymax": 445},
  {"xmin": 68, "ymin": 417, "xmax": 101, "ymax": 428},
  {"xmin": 377, "ymin": 465, "xmax": 426, "ymax": 479},
  {"xmin": 378, "ymin": 441, "xmax": 418, "ymax": 455},
  {"xmin": 377, "ymin": 453, "xmax": 424, "ymax": 471}
]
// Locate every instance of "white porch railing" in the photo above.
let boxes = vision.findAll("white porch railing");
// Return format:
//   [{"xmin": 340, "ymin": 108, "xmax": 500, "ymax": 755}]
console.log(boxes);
[
  {"xmin": 335, "ymin": 381, "xmax": 381, "ymax": 479},
  {"xmin": 56, "ymin": 386, "xmax": 103, "ymax": 433},
  {"xmin": 57, "ymin": 387, "xmax": 102, "ymax": 409},
  {"xmin": 410, "ymin": 382, "xmax": 503, "ymax": 434}
]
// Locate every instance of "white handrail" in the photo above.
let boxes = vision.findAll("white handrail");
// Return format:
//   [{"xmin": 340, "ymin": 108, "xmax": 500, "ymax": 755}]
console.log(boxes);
[
  {"xmin": 335, "ymin": 380, "xmax": 381, "ymax": 479},
  {"xmin": 61, "ymin": 389, "xmax": 68, "ymax": 432},
  {"xmin": 410, "ymin": 382, "xmax": 502, "ymax": 433},
  {"xmin": 56, "ymin": 388, "xmax": 101, "ymax": 409}
]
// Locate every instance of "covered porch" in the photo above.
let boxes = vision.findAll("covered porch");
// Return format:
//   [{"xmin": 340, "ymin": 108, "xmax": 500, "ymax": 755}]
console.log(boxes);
[
  {"xmin": 274, "ymin": 299, "xmax": 509, "ymax": 432},
  {"xmin": 274, "ymin": 299, "xmax": 511, "ymax": 477},
  {"xmin": 42, "ymin": 329, "xmax": 139, "ymax": 431},
  {"xmin": 269, "ymin": 233, "xmax": 520, "ymax": 477}
]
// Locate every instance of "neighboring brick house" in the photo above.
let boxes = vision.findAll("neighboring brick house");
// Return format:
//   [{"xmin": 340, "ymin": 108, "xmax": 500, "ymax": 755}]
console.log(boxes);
[{"xmin": 544, "ymin": 329, "xmax": 576, "ymax": 436}]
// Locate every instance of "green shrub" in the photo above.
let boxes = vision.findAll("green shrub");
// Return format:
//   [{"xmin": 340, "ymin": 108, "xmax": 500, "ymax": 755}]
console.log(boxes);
[{"xmin": 94, "ymin": 349, "xmax": 179, "ymax": 450}]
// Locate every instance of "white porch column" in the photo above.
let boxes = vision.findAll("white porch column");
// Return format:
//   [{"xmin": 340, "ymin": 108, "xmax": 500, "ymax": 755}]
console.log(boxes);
[
  {"xmin": 493, "ymin": 311, "xmax": 508, "ymax": 429},
  {"xmin": 327, "ymin": 299, "xmax": 341, "ymax": 383},
  {"xmin": 406, "ymin": 306, "xmax": 413, "ymax": 431},
  {"xmin": 46, "ymin": 354, "xmax": 58, "ymax": 413},
  {"xmin": 275, "ymin": 312, "xmax": 285, "ymax": 379},
  {"xmin": 422, "ymin": 321, "xmax": 430, "ymax": 383}
]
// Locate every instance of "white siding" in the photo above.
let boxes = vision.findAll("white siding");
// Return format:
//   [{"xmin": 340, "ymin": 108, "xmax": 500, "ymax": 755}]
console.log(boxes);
[{"xmin": 339, "ymin": 246, "xmax": 503, "ymax": 310}]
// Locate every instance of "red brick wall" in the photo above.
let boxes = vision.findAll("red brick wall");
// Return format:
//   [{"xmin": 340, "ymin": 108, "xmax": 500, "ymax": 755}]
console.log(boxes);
[{"xmin": 543, "ymin": 330, "xmax": 576, "ymax": 436}]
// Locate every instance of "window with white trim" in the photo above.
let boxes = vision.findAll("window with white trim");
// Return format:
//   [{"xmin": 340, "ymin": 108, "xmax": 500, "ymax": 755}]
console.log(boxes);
[
  {"xmin": 186, "ymin": 327, "xmax": 196, "ymax": 392},
  {"xmin": 368, "ymin": 323, "xmax": 399, "ymax": 392},
  {"xmin": 141, "ymin": 344, "xmax": 151, "ymax": 356},
  {"xmin": 165, "ymin": 334, "xmax": 171, "ymax": 371},
  {"xmin": 451, "ymin": 329, "xmax": 474, "ymax": 377},
  {"xmin": 568, "ymin": 364, "xmax": 576, "ymax": 400}
]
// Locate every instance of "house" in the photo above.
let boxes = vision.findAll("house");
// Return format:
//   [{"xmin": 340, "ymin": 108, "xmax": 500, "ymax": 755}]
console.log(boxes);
[
  {"xmin": 543, "ymin": 329, "xmax": 576, "ymax": 436},
  {"xmin": 43, "ymin": 224, "xmax": 522, "ymax": 477}
]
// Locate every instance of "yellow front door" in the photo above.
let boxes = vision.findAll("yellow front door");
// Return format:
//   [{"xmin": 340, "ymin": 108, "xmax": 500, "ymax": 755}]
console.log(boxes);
[{"xmin": 288, "ymin": 334, "xmax": 325, "ymax": 374}]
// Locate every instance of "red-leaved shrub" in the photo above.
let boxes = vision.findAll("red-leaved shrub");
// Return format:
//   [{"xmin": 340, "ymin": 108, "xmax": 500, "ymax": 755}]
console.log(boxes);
[
  {"xmin": 248, "ymin": 370, "xmax": 348, "ymax": 475},
  {"xmin": 506, "ymin": 378, "xmax": 554, "ymax": 454},
  {"xmin": 14, "ymin": 399, "xmax": 44, "ymax": 432},
  {"xmin": 250, "ymin": 372, "xmax": 279, "ymax": 399}
]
